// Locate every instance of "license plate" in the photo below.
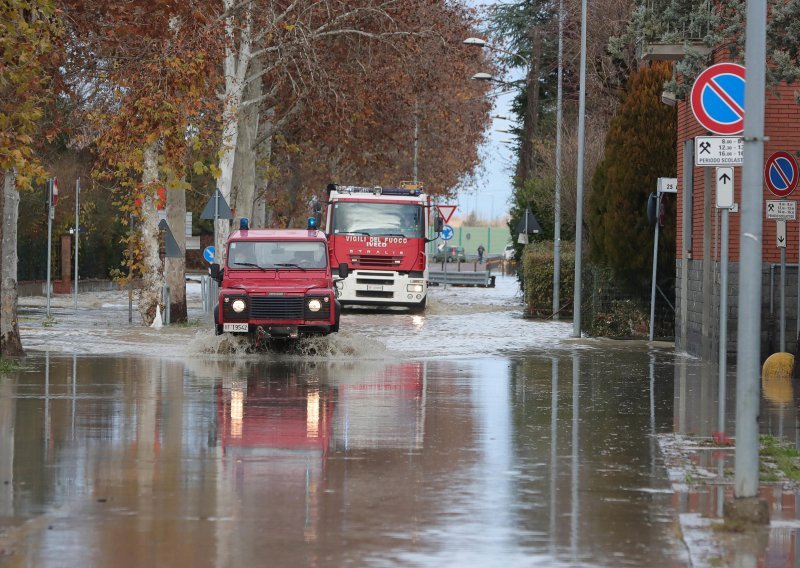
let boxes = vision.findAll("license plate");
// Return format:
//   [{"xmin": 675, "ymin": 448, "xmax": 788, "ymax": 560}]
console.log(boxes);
[
  {"xmin": 366, "ymin": 284, "xmax": 383, "ymax": 291},
  {"xmin": 223, "ymin": 323, "xmax": 249, "ymax": 333}
]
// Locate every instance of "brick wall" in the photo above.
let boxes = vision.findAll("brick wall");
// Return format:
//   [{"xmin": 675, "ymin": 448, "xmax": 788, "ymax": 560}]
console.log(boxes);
[{"xmin": 675, "ymin": 51, "xmax": 800, "ymax": 358}]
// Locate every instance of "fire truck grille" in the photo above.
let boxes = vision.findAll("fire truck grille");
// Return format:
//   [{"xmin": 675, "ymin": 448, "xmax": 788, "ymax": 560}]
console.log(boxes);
[
  {"xmin": 350, "ymin": 255, "xmax": 403, "ymax": 268},
  {"xmin": 250, "ymin": 296, "xmax": 305, "ymax": 319},
  {"xmin": 356, "ymin": 290, "xmax": 394, "ymax": 299},
  {"xmin": 356, "ymin": 277, "xmax": 394, "ymax": 286}
]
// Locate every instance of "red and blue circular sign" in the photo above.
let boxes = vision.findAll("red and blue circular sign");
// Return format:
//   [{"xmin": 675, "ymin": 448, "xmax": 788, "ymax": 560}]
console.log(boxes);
[
  {"xmin": 690, "ymin": 63, "xmax": 746, "ymax": 135},
  {"xmin": 764, "ymin": 151, "xmax": 799, "ymax": 197}
]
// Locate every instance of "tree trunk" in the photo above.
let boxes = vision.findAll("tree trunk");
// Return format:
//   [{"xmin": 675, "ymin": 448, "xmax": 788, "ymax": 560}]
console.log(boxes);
[
  {"xmin": 253, "ymin": 112, "xmax": 275, "ymax": 228},
  {"xmin": 165, "ymin": 181, "xmax": 187, "ymax": 323},
  {"xmin": 231, "ymin": 59, "xmax": 261, "ymax": 229},
  {"xmin": 0, "ymin": 169, "xmax": 24, "ymax": 356},
  {"xmin": 520, "ymin": 26, "xmax": 542, "ymax": 183},
  {"xmin": 216, "ymin": 0, "xmax": 252, "ymax": 260},
  {"xmin": 137, "ymin": 142, "xmax": 164, "ymax": 326}
]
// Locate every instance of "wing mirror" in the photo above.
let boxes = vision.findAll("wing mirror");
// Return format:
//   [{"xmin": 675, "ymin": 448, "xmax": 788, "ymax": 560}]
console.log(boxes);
[{"xmin": 210, "ymin": 263, "xmax": 223, "ymax": 283}]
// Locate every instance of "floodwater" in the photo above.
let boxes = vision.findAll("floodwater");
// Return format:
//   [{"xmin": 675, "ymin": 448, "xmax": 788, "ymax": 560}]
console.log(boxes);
[{"xmin": 0, "ymin": 276, "xmax": 715, "ymax": 566}]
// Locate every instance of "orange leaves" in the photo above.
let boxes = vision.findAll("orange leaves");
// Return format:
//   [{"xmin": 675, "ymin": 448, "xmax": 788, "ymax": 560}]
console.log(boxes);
[{"xmin": 0, "ymin": 0, "xmax": 60, "ymax": 185}]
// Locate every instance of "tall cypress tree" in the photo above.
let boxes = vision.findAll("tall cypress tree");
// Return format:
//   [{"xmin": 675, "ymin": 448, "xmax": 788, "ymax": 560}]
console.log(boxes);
[{"xmin": 588, "ymin": 62, "xmax": 676, "ymax": 289}]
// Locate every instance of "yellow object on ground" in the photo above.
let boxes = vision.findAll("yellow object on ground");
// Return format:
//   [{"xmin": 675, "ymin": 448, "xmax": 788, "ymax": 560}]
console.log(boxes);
[{"xmin": 762, "ymin": 352, "xmax": 795, "ymax": 405}]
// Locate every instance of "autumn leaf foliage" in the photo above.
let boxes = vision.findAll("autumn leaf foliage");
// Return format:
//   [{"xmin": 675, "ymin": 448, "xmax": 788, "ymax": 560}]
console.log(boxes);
[{"xmin": 0, "ymin": 0, "xmax": 61, "ymax": 188}]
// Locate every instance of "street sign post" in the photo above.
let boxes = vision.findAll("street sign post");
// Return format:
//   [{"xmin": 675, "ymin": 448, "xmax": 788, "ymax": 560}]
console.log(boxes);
[
  {"xmin": 777, "ymin": 218, "xmax": 788, "ymax": 352},
  {"xmin": 437, "ymin": 205, "xmax": 456, "ymax": 224},
  {"xmin": 441, "ymin": 225, "xmax": 454, "ymax": 241},
  {"xmin": 203, "ymin": 246, "xmax": 215, "ymax": 263},
  {"xmin": 716, "ymin": 167, "xmax": 735, "ymax": 209},
  {"xmin": 690, "ymin": 63, "xmax": 746, "ymax": 135},
  {"xmin": 764, "ymin": 151, "xmax": 799, "ymax": 198},
  {"xmin": 766, "ymin": 200, "xmax": 797, "ymax": 220},
  {"xmin": 657, "ymin": 177, "xmax": 677, "ymax": 193},
  {"xmin": 201, "ymin": 189, "xmax": 233, "ymax": 264},
  {"xmin": 776, "ymin": 219, "xmax": 787, "ymax": 248},
  {"xmin": 695, "ymin": 136, "xmax": 744, "ymax": 166}
]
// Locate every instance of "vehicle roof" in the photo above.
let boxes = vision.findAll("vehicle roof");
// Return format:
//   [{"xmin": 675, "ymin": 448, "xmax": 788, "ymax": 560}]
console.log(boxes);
[
  {"xmin": 229, "ymin": 229, "xmax": 327, "ymax": 241},
  {"xmin": 328, "ymin": 192, "xmax": 426, "ymax": 203}
]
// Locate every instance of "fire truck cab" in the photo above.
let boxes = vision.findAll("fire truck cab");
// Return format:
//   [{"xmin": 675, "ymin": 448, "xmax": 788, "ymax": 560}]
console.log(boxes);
[
  {"xmin": 325, "ymin": 183, "xmax": 434, "ymax": 310},
  {"xmin": 210, "ymin": 220, "xmax": 347, "ymax": 340}
]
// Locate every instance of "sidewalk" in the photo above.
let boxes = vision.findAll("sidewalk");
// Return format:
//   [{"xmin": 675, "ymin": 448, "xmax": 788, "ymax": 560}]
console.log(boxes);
[{"xmin": 660, "ymin": 434, "xmax": 800, "ymax": 566}]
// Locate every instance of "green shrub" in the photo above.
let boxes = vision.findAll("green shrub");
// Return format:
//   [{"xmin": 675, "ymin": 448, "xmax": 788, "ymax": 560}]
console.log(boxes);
[{"xmin": 521, "ymin": 240, "xmax": 574, "ymax": 318}]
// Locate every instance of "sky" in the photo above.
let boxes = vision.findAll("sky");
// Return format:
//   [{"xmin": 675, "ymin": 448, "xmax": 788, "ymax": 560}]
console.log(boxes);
[
  {"xmin": 453, "ymin": 1, "xmax": 521, "ymax": 225},
  {"xmin": 455, "ymin": 89, "xmax": 518, "ymax": 224}
]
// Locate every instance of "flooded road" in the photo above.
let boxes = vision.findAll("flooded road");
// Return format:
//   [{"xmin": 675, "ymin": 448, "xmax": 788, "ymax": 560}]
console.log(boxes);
[{"xmin": 3, "ymin": 277, "xmax": 690, "ymax": 566}]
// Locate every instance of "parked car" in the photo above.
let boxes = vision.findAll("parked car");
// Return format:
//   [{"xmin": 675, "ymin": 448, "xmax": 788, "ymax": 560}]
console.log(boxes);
[
  {"xmin": 433, "ymin": 246, "xmax": 466, "ymax": 263},
  {"xmin": 504, "ymin": 244, "xmax": 515, "ymax": 260}
]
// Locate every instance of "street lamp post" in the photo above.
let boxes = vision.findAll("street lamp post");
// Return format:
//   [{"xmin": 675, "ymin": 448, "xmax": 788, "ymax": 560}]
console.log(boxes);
[
  {"xmin": 573, "ymin": 0, "xmax": 588, "ymax": 338},
  {"xmin": 553, "ymin": 0, "xmax": 564, "ymax": 319}
]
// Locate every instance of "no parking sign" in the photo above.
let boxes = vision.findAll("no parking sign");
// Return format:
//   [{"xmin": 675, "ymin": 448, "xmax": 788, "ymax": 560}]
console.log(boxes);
[
  {"xmin": 690, "ymin": 63, "xmax": 746, "ymax": 135},
  {"xmin": 764, "ymin": 151, "xmax": 799, "ymax": 197}
]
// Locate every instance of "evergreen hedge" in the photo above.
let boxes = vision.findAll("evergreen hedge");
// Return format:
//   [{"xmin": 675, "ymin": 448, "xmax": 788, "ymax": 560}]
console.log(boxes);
[{"xmin": 520, "ymin": 240, "xmax": 574, "ymax": 318}]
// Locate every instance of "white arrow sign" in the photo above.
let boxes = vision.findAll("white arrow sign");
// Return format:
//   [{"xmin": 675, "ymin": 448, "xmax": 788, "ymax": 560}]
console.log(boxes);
[
  {"xmin": 777, "ymin": 219, "xmax": 787, "ymax": 248},
  {"xmin": 716, "ymin": 167, "xmax": 734, "ymax": 209}
]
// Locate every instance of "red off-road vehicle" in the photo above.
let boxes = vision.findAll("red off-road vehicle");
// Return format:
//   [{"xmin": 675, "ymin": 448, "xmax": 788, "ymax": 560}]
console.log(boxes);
[{"xmin": 211, "ymin": 223, "xmax": 347, "ymax": 341}]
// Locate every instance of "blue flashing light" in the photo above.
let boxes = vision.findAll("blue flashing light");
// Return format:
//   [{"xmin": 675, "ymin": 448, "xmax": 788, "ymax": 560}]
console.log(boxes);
[
  {"xmin": 239, "ymin": 218, "xmax": 250, "ymax": 230},
  {"xmin": 307, "ymin": 216, "xmax": 317, "ymax": 230},
  {"xmin": 381, "ymin": 187, "xmax": 421, "ymax": 196}
]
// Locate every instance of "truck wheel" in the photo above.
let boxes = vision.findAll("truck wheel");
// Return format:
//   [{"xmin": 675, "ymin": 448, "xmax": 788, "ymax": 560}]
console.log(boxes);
[{"xmin": 411, "ymin": 297, "xmax": 427, "ymax": 313}]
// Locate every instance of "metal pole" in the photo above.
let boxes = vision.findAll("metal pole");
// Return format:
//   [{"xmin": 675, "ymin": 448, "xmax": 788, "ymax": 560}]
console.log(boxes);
[
  {"xmin": 74, "ymin": 177, "xmax": 80, "ymax": 311},
  {"xmin": 734, "ymin": 0, "xmax": 767, "ymax": 500},
  {"xmin": 719, "ymin": 208, "xmax": 729, "ymax": 435},
  {"xmin": 553, "ymin": 0, "xmax": 564, "ymax": 320},
  {"xmin": 649, "ymin": 194, "xmax": 660, "ymax": 341},
  {"xmin": 572, "ymin": 0, "xmax": 588, "ymax": 338},
  {"xmin": 781, "ymin": 245, "xmax": 786, "ymax": 351},
  {"xmin": 443, "ymin": 244, "xmax": 448, "ymax": 290},
  {"xmin": 214, "ymin": 190, "xmax": 219, "ymax": 263},
  {"xmin": 46, "ymin": 178, "xmax": 53, "ymax": 319}
]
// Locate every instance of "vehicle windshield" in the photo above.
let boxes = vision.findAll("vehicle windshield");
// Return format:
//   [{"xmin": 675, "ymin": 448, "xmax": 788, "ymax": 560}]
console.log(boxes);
[
  {"xmin": 331, "ymin": 202, "xmax": 424, "ymax": 238},
  {"xmin": 227, "ymin": 240, "xmax": 328, "ymax": 270}
]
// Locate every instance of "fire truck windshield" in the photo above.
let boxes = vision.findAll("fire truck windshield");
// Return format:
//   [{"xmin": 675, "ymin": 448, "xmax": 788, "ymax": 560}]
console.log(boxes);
[
  {"xmin": 331, "ymin": 202, "xmax": 423, "ymax": 238},
  {"xmin": 228, "ymin": 240, "xmax": 328, "ymax": 269}
]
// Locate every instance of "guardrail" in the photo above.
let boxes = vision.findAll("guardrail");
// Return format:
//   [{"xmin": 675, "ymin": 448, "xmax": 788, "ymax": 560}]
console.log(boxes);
[{"xmin": 428, "ymin": 271, "xmax": 496, "ymax": 287}]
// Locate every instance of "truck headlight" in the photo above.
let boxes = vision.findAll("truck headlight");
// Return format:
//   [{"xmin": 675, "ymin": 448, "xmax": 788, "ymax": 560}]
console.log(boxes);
[
  {"xmin": 307, "ymin": 298, "xmax": 322, "ymax": 312},
  {"xmin": 232, "ymin": 299, "xmax": 247, "ymax": 313},
  {"xmin": 407, "ymin": 284, "xmax": 424, "ymax": 293}
]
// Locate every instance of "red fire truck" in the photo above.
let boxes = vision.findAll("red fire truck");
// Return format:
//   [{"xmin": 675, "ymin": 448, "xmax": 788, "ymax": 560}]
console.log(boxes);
[
  {"xmin": 324, "ymin": 182, "xmax": 439, "ymax": 310},
  {"xmin": 210, "ymin": 219, "xmax": 347, "ymax": 341}
]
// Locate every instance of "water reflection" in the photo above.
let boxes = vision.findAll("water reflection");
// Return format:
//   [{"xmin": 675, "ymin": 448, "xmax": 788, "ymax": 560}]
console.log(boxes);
[
  {"xmin": 0, "ymin": 347, "xmax": 690, "ymax": 566},
  {"xmin": 671, "ymin": 354, "xmax": 800, "ymax": 566}
]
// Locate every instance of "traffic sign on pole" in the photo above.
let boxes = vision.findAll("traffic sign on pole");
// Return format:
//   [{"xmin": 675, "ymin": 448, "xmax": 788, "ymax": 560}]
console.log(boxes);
[
  {"xmin": 690, "ymin": 63, "xmax": 746, "ymax": 135},
  {"xmin": 764, "ymin": 151, "xmax": 799, "ymax": 197},
  {"xmin": 437, "ymin": 205, "xmax": 456, "ymax": 224},
  {"xmin": 716, "ymin": 167, "xmax": 734, "ymax": 209},
  {"xmin": 766, "ymin": 200, "xmax": 796, "ymax": 220},
  {"xmin": 695, "ymin": 136, "xmax": 744, "ymax": 166},
  {"xmin": 203, "ymin": 246, "xmax": 215, "ymax": 263},
  {"xmin": 777, "ymin": 219, "xmax": 787, "ymax": 248},
  {"xmin": 441, "ymin": 225, "xmax": 454, "ymax": 241}
]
